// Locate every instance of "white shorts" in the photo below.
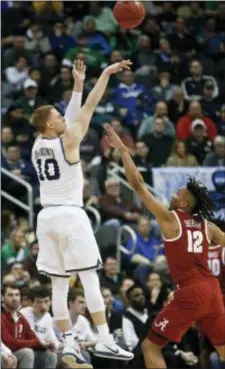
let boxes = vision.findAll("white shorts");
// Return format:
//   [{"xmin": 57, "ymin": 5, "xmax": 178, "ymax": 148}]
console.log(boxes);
[{"xmin": 36, "ymin": 206, "xmax": 103, "ymax": 278}]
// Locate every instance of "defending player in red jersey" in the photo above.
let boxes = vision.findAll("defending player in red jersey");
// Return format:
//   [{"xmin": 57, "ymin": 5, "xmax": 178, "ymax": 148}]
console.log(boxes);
[
  {"xmin": 104, "ymin": 123, "xmax": 225, "ymax": 369},
  {"xmin": 208, "ymin": 245, "xmax": 225, "ymax": 305}
]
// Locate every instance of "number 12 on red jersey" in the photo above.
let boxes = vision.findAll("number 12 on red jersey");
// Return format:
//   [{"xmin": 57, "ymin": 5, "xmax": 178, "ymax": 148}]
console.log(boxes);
[{"xmin": 187, "ymin": 230, "xmax": 203, "ymax": 253}]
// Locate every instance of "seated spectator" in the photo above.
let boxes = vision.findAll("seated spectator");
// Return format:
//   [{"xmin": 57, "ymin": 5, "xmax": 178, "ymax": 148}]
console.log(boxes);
[
  {"xmin": 201, "ymin": 80, "xmax": 221, "ymax": 123},
  {"xmin": 23, "ymin": 240, "xmax": 40, "ymax": 280},
  {"xmin": 203, "ymin": 135, "xmax": 225, "ymax": 167},
  {"xmin": 25, "ymin": 23, "xmax": 51, "ymax": 57},
  {"xmin": 5, "ymin": 56, "xmax": 29, "ymax": 92},
  {"xmin": 101, "ymin": 287, "xmax": 124, "ymax": 314},
  {"xmin": 2, "ymin": 284, "xmax": 57, "ymax": 369},
  {"xmin": 85, "ymin": 2, "xmax": 118, "ymax": 36},
  {"xmin": 122, "ymin": 285, "xmax": 148, "ymax": 352},
  {"xmin": 1, "ymin": 342, "xmax": 17, "ymax": 369},
  {"xmin": 138, "ymin": 101, "xmax": 175, "ymax": 139},
  {"xmin": 39, "ymin": 52, "xmax": 59, "ymax": 98},
  {"xmin": 83, "ymin": 178, "xmax": 100, "ymax": 208},
  {"xmin": 176, "ymin": 100, "xmax": 217, "ymax": 141},
  {"xmin": 166, "ymin": 140, "xmax": 198, "ymax": 167},
  {"xmin": 66, "ymin": 289, "xmax": 97, "ymax": 359},
  {"xmin": 10, "ymin": 263, "xmax": 30, "ymax": 288},
  {"xmin": 1, "ymin": 228, "xmax": 27, "ymax": 270},
  {"xmin": 99, "ymin": 256, "xmax": 122, "ymax": 295},
  {"xmin": 132, "ymin": 35, "xmax": 157, "ymax": 70},
  {"xmin": 215, "ymin": 104, "xmax": 225, "ymax": 136},
  {"xmin": 117, "ymin": 278, "xmax": 135, "ymax": 308},
  {"xmin": 50, "ymin": 22, "xmax": 76, "ymax": 59},
  {"xmin": 1, "ymin": 74, "xmax": 14, "ymax": 114},
  {"xmin": 115, "ymin": 70, "xmax": 153, "ymax": 125},
  {"xmin": 146, "ymin": 272, "xmax": 169, "ymax": 314},
  {"xmin": 49, "ymin": 65, "xmax": 73, "ymax": 102},
  {"xmin": 142, "ymin": 117, "xmax": 175, "ymax": 167},
  {"xmin": 186, "ymin": 119, "xmax": 213, "ymax": 164},
  {"xmin": 125, "ymin": 217, "xmax": 162, "ymax": 266},
  {"xmin": 3, "ymin": 35, "xmax": 33, "ymax": 69},
  {"xmin": 156, "ymin": 38, "xmax": 172, "ymax": 70},
  {"xmin": 101, "ymin": 287, "xmax": 123, "ymax": 333},
  {"xmin": 186, "ymin": 2, "xmax": 204, "ymax": 35},
  {"xmin": 2, "ymin": 145, "xmax": 37, "ymax": 184},
  {"xmin": 156, "ymin": 2, "xmax": 176, "ymax": 35},
  {"xmin": 21, "ymin": 288, "xmax": 33, "ymax": 308},
  {"xmin": 181, "ymin": 60, "xmax": 219, "ymax": 101},
  {"xmin": 168, "ymin": 87, "xmax": 189, "ymax": 125},
  {"xmin": 80, "ymin": 128, "xmax": 103, "ymax": 176},
  {"xmin": 1, "ymin": 127, "xmax": 14, "ymax": 156},
  {"xmin": 101, "ymin": 119, "xmax": 135, "ymax": 159},
  {"xmin": 91, "ymin": 89, "xmax": 121, "ymax": 126},
  {"xmin": 55, "ymin": 89, "xmax": 73, "ymax": 116},
  {"xmin": 133, "ymin": 141, "xmax": 151, "ymax": 177},
  {"xmin": 16, "ymin": 79, "xmax": 46, "ymax": 121},
  {"xmin": 142, "ymin": 17, "xmax": 160, "ymax": 50},
  {"xmin": 20, "ymin": 286, "xmax": 59, "ymax": 353},
  {"xmin": 169, "ymin": 17, "xmax": 197, "ymax": 56},
  {"xmin": 197, "ymin": 17, "xmax": 225, "ymax": 57},
  {"xmin": 29, "ymin": 68, "xmax": 42, "ymax": 86},
  {"xmin": 99, "ymin": 177, "xmax": 140, "ymax": 226},
  {"xmin": 152, "ymin": 70, "xmax": 177, "ymax": 102}
]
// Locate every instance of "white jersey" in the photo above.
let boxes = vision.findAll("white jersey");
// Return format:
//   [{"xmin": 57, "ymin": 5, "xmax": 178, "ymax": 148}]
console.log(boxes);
[{"xmin": 32, "ymin": 136, "xmax": 84, "ymax": 207}]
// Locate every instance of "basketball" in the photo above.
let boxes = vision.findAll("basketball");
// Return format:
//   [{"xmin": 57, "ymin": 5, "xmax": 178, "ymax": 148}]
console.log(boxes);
[{"xmin": 113, "ymin": 1, "xmax": 146, "ymax": 29}]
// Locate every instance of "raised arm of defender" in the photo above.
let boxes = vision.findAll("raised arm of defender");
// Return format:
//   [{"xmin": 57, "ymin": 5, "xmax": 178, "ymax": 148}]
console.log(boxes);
[
  {"xmin": 62, "ymin": 60, "xmax": 132, "ymax": 147},
  {"xmin": 104, "ymin": 124, "xmax": 172, "ymax": 221}
]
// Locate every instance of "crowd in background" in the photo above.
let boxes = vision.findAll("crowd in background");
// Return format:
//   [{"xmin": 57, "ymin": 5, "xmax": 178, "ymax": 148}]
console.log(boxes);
[{"xmin": 1, "ymin": 1, "xmax": 225, "ymax": 369}]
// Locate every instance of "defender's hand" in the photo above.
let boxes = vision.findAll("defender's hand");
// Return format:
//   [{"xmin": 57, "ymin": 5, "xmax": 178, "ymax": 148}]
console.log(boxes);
[{"xmin": 104, "ymin": 124, "xmax": 127, "ymax": 151}]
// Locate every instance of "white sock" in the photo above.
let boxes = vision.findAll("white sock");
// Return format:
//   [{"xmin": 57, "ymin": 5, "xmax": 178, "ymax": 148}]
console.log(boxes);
[
  {"xmin": 97, "ymin": 323, "xmax": 111, "ymax": 342},
  {"xmin": 63, "ymin": 330, "xmax": 75, "ymax": 348}
]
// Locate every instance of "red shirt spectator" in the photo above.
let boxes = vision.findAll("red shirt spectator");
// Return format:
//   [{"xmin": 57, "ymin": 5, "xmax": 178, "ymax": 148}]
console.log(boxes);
[{"xmin": 176, "ymin": 100, "xmax": 217, "ymax": 141}]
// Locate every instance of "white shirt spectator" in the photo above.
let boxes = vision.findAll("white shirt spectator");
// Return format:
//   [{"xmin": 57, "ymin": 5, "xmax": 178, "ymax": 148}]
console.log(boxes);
[
  {"xmin": 20, "ymin": 306, "xmax": 59, "ymax": 346},
  {"xmin": 122, "ymin": 307, "xmax": 148, "ymax": 351},
  {"xmin": 5, "ymin": 67, "xmax": 28, "ymax": 91}
]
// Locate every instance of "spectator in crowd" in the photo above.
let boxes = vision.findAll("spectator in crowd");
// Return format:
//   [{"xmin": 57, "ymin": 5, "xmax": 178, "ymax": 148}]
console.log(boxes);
[
  {"xmin": 133, "ymin": 141, "xmax": 152, "ymax": 184},
  {"xmin": 91, "ymin": 89, "xmax": 121, "ymax": 126},
  {"xmin": 85, "ymin": 2, "xmax": 118, "ymax": 35},
  {"xmin": 1, "ymin": 342, "xmax": 17, "ymax": 369},
  {"xmin": 166, "ymin": 140, "xmax": 198, "ymax": 167},
  {"xmin": 201, "ymin": 80, "xmax": 222, "ymax": 123},
  {"xmin": 168, "ymin": 87, "xmax": 189, "ymax": 125},
  {"xmin": 176, "ymin": 100, "xmax": 217, "ymax": 140},
  {"xmin": 48, "ymin": 65, "xmax": 73, "ymax": 102},
  {"xmin": 101, "ymin": 287, "xmax": 124, "ymax": 314},
  {"xmin": 54, "ymin": 89, "xmax": 73, "ymax": 116},
  {"xmin": 1, "ymin": 127, "xmax": 14, "ymax": 155},
  {"xmin": 1, "ymin": 229, "xmax": 26, "ymax": 269},
  {"xmin": 132, "ymin": 35, "xmax": 157, "ymax": 71},
  {"xmin": 156, "ymin": 38, "xmax": 172, "ymax": 70},
  {"xmin": 216, "ymin": 104, "xmax": 225, "ymax": 136},
  {"xmin": 146, "ymin": 272, "xmax": 169, "ymax": 314},
  {"xmin": 101, "ymin": 119, "xmax": 135, "ymax": 160},
  {"xmin": 169, "ymin": 16, "xmax": 197, "ymax": 55},
  {"xmin": 50, "ymin": 22, "xmax": 76, "ymax": 59},
  {"xmin": 142, "ymin": 117, "xmax": 175, "ymax": 167},
  {"xmin": 203, "ymin": 135, "xmax": 225, "ymax": 167},
  {"xmin": 118, "ymin": 278, "xmax": 135, "ymax": 308},
  {"xmin": 186, "ymin": 2, "xmax": 204, "ymax": 35},
  {"xmin": 22, "ymin": 240, "xmax": 41, "ymax": 279},
  {"xmin": 197, "ymin": 17, "xmax": 225, "ymax": 57},
  {"xmin": 5, "ymin": 56, "xmax": 29, "ymax": 92},
  {"xmin": 125, "ymin": 217, "xmax": 162, "ymax": 266},
  {"xmin": 3, "ymin": 35, "xmax": 33, "ymax": 69},
  {"xmin": 152, "ymin": 70, "xmax": 176, "ymax": 102},
  {"xmin": 181, "ymin": 60, "xmax": 219, "ymax": 101},
  {"xmin": 99, "ymin": 257, "xmax": 122, "ymax": 295},
  {"xmin": 156, "ymin": 2, "xmax": 176, "ymax": 35},
  {"xmin": 138, "ymin": 101, "xmax": 175, "ymax": 139},
  {"xmin": 1, "ymin": 74, "xmax": 14, "ymax": 114},
  {"xmin": 10, "ymin": 263, "xmax": 30, "ymax": 288},
  {"xmin": 186, "ymin": 119, "xmax": 213, "ymax": 164},
  {"xmin": 122, "ymin": 285, "xmax": 148, "ymax": 352},
  {"xmin": 101, "ymin": 287, "xmax": 123, "ymax": 333},
  {"xmin": 25, "ymin": 23, "xmax": 51, "ymax": 57},
  {"xmin": 39, "ymin": 53, "xmax": 59, "ymax": 98},
  {"xmin": 115, "ymin": 70, "xmax": 153, "ymax": 125},
  {"xmin": 2, "ymin": 284, "xmax": 58, "ymax": 369},
  {"xmin": 99, "ymin": 177, "xmax": 140, "ymax": 226},
  {"xmin": 20, "ymin": 286, "xmax": 59, "ymax": 353}
]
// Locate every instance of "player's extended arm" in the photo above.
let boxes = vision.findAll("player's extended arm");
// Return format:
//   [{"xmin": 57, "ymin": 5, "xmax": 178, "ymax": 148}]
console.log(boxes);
[
  {"xmin": 64, "ymin": 60, "xmax": 85, "ymax": 128},
  {"xmin": 104, "ymin": 124, "xmax": 172, "ymax": 221},
  {"xmin": 63, "ymin": 60, "xmax": 132, "ymax": 146},
  {"xmin": 208, "ymin": 221, "xmax": 225, "ymax": 247}
]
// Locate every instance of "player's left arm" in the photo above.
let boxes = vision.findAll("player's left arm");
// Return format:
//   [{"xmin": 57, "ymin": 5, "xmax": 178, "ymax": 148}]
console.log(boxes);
[
  {"xmin": 64, "ymin": 60, "xmax": 85, "ymax": 128},
  {"xmin": 208, "ymin": 221, "xmax": 225, "ymax": 247}
]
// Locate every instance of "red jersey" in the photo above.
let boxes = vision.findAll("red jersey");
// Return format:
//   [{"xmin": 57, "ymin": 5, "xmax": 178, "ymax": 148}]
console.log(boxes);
[
  {"xmin": 164, "ymin": 209, "xmax": 213, "ymax": 287},
  {"xmin": 208, "ymin": 245, "xmax": 225, "ymax": 304}
]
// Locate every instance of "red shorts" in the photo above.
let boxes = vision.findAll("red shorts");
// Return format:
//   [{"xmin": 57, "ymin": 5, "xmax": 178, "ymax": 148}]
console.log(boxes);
[{"xmin": 148, "ymin": 278, "xmax": 225, "ymax": 347}]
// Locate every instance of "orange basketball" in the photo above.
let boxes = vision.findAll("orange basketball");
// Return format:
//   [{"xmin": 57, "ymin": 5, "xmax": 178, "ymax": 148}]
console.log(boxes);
[{"xmin": 113, "ymin": 1, "xmax": 146, "ymax": 29}]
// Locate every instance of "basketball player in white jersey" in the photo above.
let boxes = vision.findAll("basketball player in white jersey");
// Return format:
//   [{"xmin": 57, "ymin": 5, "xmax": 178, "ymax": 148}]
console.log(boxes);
[{"xmin": 31, "ymin": 59, "xmax": 134, "ymax": 368}]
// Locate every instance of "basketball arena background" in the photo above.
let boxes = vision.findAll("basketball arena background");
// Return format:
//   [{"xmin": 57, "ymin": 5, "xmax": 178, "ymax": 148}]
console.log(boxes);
[{"xmin": 1, "ymin": 1, "xmax": 225, "ymax": 368}]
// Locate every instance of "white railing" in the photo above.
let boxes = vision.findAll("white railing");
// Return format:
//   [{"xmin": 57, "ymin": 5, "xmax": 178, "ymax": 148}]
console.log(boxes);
[
  {"xmin": 107, "ymin": 162, "xmax": 168, "ymax": 217},
  {"xmin": 1, "ymin": 168, "xmax": 34, "ymax": 228},
  {"xmin": 85, "ymin": 206, "xmax": 101, "ymax": 234},
  {"xmin": 116, "ymin": 224, "xmax": 137, "ymax": 270}
]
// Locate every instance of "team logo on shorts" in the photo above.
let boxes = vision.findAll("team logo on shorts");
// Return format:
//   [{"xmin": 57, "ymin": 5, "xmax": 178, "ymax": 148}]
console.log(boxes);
[{"xmin": 155, "ymin": 318, "xmax": 169, "ymax": 332}]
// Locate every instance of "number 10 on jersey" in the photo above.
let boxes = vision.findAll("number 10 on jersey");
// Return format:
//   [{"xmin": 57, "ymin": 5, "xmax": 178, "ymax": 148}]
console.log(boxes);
[{"xmin": 36, "ymin": 158, "xmax": 60, "ymax": 181}]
